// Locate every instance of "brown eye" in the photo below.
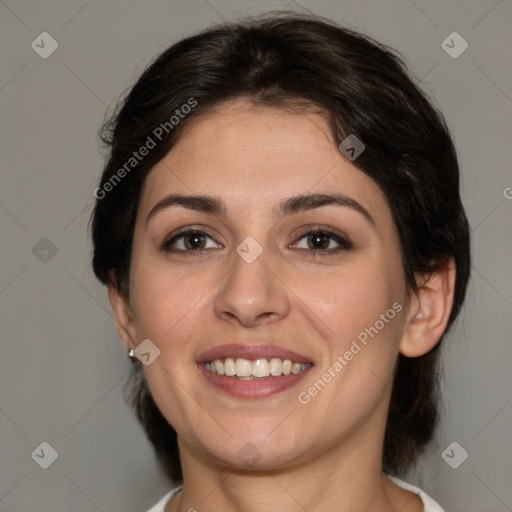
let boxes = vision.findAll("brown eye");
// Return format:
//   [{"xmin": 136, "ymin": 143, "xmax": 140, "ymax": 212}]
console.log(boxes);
[
  {"xmin": 162, "ymin": 229, "xmax": 220, "ymax": 253},
  {"xmin": 183, "ymin": 232, "xmax": 206, "ymax": 250},
  {"xmin": 307, "ymin": 232, "xmax": 331, "ymax": 250},
  {"xmin": 293, "ymin": 229, "xmax": 352, "ymax": 254}
]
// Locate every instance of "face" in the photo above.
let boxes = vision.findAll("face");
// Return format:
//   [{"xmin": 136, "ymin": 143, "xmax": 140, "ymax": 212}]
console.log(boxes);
[{"xmin": 119, "ymin": 100, "xmax": 411, "ymax": 471}]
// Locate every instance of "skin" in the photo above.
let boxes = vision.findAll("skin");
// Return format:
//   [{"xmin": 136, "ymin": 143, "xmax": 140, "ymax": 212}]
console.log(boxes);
[{"xmin": 109, "ymin": 99, "xmax": 456, "ymax": 511}]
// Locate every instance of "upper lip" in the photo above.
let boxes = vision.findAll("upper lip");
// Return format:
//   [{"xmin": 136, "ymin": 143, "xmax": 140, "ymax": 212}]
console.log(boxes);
[{"xmin": 197, "ymin": 343, "xmax": 313, "ymax": 364}]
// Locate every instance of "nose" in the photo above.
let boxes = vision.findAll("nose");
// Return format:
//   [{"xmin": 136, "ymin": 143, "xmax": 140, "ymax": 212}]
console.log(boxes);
[{"xmin": 213, "ymin": 245, "xmax": 291, "ymax": 328}]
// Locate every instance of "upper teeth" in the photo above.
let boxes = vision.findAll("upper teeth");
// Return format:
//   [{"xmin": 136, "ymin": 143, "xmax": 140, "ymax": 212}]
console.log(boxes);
[{"xmin": 204, "ymin": 358, "xmax": 310, "ymax": 378}]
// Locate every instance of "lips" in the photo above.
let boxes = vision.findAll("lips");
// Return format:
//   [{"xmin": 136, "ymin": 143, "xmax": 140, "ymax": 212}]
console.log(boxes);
[
  {"xmin": 197, "ymin": 343, "xmax": 312, "ymax": 365},
  {"xmin": 196, "ymin": 343, "xmax": 314, "ymax": 399}
]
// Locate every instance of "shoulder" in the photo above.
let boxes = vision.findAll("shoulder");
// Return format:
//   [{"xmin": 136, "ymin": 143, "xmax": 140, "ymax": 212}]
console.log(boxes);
[
  {"xmin": 145, "ymin": 486, "xmax": 183, "ymax": 512},
  {"xmin": 387, "ymin": 475, "xmax": 446, "ymax": 512}
]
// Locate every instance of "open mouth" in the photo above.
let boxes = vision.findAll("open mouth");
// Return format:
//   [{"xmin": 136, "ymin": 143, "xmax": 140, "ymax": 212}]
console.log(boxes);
[
  {"xmin": 204, "ymin": 357, "xmax": 312, "ymax": 379},
  {"xmin": 197, "ymin": 343, "xmax": 314, "ymax": 398},
  {"xmin": 196, "ymin": 346, "xmax": 314, "ymax": 399}
]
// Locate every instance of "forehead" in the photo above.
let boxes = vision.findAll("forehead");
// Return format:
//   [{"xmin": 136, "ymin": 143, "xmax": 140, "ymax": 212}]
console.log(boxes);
[{"xmin": 138, "ymin": 100, "xmax": 390, "ymax": 225}]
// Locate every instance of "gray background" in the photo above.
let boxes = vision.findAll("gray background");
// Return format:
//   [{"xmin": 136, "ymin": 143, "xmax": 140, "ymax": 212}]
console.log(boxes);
[{"xmin": 1, "ymin": 1, "xmax": 511, "ymax": 511}]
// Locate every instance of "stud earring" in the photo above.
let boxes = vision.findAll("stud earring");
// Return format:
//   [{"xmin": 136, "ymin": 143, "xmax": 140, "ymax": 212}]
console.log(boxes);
[{"xmin": 128, "ymin": 349, "xmax": 138, "ymax": 362}]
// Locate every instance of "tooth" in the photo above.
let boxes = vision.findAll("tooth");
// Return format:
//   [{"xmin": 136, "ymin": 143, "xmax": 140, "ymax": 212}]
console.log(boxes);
[
  {"xmin": 235, "ymin": 358, "xmax": 252, "ymax": 377},
  {"xmin": 214, "ymin": 359, "xmax": 224, "ymax": 375},
  {"xmin": 252, "ymin": 359, "xmax": 271, "ymax": 378},
  {"xmin": 207, "ymin": 357, "xmax": 309, "ymax": 377},
  {"xmin": 291, "ymin": 363, "xmax": 302, "ymax": 374},
  {"xmin": 269, "ymin": 358, "xmax": 283, "ymax": 376},
  {"xmin": 224, "ymin": 358, "xmax": 236, "ymax": 376},
  {"xmin": 282, "ymin": 359, "xmax": 292, "ymax": 375}
]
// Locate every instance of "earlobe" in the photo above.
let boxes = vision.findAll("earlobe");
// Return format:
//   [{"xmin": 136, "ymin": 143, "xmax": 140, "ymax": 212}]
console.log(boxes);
[
  {"xmin": 400, "ymin": 258, "xmax": 456, "ymax": 358},
  {"xmin": 107, "ymin": 277, "xmax": 137, "ymax": 351}
]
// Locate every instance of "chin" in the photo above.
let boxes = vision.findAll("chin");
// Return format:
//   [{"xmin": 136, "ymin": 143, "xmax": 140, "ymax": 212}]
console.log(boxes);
[{"xmin": 197, "ymin": 426, "xmax": 310, "ymax": 471}]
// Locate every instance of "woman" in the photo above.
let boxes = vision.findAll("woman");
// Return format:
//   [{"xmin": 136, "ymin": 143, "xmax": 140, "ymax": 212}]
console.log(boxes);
[{"xmin": 91, "ymin": 12, "xmax": 470, "ymax": 511}]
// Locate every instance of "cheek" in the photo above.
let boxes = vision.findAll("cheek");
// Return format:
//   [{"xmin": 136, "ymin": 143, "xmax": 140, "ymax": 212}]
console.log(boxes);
[
  {"xmin": 296, "ymin": 268, "xmax": 404, "ymax": 405},
  {"xmin": 294, "ymin": 260, "xmax": 402, "ymax": 342},
  {"xmin": 128, "ymin": 253, "xmax": 203, "ymax": 343}
]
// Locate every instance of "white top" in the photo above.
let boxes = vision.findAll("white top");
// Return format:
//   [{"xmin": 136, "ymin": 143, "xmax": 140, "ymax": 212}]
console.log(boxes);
[{"xmin": 146, "ymin": 475, "xmax": 445, "ymax": 511}]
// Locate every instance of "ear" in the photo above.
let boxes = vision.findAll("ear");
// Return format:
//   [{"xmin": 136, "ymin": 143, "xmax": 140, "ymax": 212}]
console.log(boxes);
[
  {"xmin": 107, "ymin": 275, "xmax": 137, "ymax": 351},
  {"xmin": 400, "ymin": 258, "xmax": 456, "ymax": 357}
]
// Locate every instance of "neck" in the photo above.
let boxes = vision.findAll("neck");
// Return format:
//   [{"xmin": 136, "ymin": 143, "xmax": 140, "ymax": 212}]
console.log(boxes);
[{"xmin": 168, "ymin": 419, "xmax": 421, "ymax": 512}]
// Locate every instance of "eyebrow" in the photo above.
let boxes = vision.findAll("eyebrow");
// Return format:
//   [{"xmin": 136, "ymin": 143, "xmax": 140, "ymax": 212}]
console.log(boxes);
[{"xmin": 146, "ymin": 192, "xmax": 375, "ymax": 226}]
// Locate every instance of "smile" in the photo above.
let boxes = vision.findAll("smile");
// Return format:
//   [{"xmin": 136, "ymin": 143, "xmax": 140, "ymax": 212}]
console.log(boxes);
[
  {"xmin": 197, "ymin": 343, "xmax": 314, "ymax": 398},
  {"xmin": 204, "ymin": 357, "xmax": 311, "ymax": 379}
]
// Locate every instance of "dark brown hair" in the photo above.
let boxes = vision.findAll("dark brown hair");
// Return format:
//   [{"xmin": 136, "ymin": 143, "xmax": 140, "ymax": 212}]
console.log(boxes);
[{"xmin": 90, "ymin": 12, "xmax": 470, "ymax": 481}]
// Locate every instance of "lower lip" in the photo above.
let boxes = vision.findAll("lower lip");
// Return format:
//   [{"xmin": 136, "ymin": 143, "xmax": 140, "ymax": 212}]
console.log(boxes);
[{"xmin": 198, "ymin": 364, "xmax": 313, "ymax": 398}]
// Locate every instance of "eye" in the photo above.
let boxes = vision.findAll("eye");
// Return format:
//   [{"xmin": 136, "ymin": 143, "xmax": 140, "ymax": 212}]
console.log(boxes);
[
  {"xmin": 161, "ymin": 229, "xmax": 221, "ymax": 253},
  {"xmin": 161, "ymin": 227, "xmax": 351, "ymax": 255},
  {"xmin": 292, "ymin": 228, "xmax": 352, "ymax": 255}
]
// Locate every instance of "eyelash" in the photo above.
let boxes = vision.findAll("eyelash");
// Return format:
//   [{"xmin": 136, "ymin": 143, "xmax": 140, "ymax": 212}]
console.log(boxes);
[{"xmin": 161, "ymin": 226, "xmax": 352, "ymax": 257}]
